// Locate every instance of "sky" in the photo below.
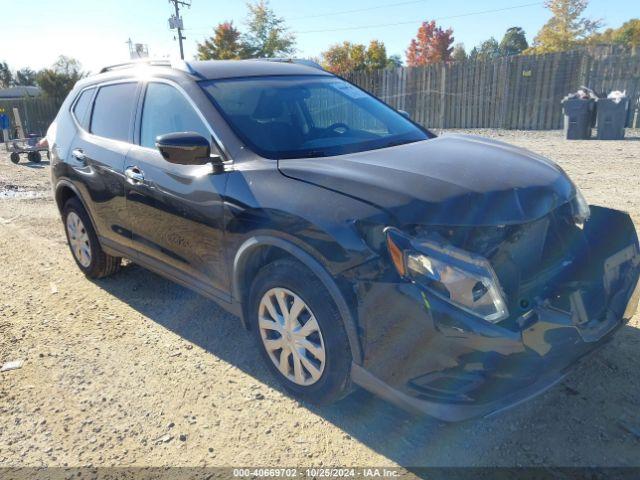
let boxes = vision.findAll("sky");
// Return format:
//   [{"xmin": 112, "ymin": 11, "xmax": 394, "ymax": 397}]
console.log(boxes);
[{"xmin": 2, "ymin": 0, "xmax": 638, "ymax": 74}]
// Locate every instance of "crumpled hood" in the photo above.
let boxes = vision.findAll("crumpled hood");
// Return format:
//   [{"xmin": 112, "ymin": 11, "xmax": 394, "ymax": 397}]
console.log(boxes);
[{"xmin": 277, "ymin": 134, "xmax": 576, "ymax": 227}]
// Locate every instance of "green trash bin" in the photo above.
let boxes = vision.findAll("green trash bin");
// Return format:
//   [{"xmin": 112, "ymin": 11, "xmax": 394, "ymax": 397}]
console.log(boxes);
[
  {"xmin": 562, "ymin": 98, "xmax": 595, "ymax": 140},
  {"xmin": 596, "ymin": 97, "xmax": 629, "ymax": 140}
]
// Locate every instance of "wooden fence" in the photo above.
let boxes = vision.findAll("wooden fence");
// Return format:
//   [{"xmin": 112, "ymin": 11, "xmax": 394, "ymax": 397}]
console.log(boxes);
[
  {"xmin": 345, "ymin": 50, "xmax": 640, "ymax": 130},
  {"xmin": 2, "ymin": 50, "xmax": 638, "ymax": 138},
  {"xmin": 0, "ymin": 96, "xmax": 62, "ymax": 140}
]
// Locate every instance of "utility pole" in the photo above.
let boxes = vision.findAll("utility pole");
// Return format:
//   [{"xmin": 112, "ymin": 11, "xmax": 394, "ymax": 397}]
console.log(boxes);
[{"xmin": 168, "ymin": 0, "xmax": 190, "ymax": 60}]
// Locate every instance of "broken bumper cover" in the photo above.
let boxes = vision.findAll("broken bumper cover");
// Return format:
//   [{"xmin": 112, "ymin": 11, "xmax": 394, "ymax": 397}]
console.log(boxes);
[
  {"xmin": 352, "ymin": 360, "xmax": 571, "ymax": 421},
  {"xmin": 351, "ymin": 206, "xmax": 640, "ymax": 421},
  {"xmin": 351, "ymin": 316, "xmax": 623, "ymax": 421}
]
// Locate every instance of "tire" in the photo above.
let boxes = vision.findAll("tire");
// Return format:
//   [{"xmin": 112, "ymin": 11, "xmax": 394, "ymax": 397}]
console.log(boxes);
[
  {"xmin": 62, "ymin": 197, "xmax": 121, "ymax": 278},
  {"xmin": 10, "ymin": 152, "xmax": 20, "ymax": 164},
  {"xmin": 249, "ymin": 258, "xmax": 353, "ymax": 405},
  {"xmin": 29, "ymin": 151, "xmax": 42, "ymax": 163}
]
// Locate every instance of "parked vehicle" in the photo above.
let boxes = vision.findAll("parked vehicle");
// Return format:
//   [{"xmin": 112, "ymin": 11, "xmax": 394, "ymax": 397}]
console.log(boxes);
[{"xmin": 47, "ymin": 59, "xmax": 640, "ymax": 421}]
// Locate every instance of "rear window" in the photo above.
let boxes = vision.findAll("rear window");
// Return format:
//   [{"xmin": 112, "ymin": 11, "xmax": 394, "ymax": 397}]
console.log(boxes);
[
  {"xmin": 90, "ymin": 83, "xmax": 138, "ymax": 142},
  {"xmin": 72, "ymin": 88, "xmax": 94, "ymax": 128}
]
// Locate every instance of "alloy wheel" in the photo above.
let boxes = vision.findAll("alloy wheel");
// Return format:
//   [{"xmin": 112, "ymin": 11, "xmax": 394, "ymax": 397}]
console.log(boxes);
[
  {"xmin": 258, "ymin": 287, "xmax": 326, "ymax": 386},
  {"xmin": 66, "ymin": 212, "xmax": 92, "ymax": 268}
]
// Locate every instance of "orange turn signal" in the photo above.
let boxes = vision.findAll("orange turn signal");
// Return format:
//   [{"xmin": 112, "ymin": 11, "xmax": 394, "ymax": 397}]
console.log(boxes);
[{"xmin": 386, "ymin": 233, "xmax": 406, "ymax": 277}]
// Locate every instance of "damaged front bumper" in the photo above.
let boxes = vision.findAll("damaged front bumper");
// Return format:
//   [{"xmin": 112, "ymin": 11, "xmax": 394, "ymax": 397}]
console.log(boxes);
[{"xmin": 350, "ymin": 206, "xmax": 640, "ymax": 421}]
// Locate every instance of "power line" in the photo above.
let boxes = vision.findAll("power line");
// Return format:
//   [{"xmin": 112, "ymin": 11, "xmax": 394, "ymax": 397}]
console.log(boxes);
[
  {"xmin": 294, "ymin": 2, "xmax": 544, "ymax": 34},
  {"xmin": 183, "ymin": 2, "xmax": 544, "ymax": 36},
  {"xmin": 286, "ymin": 0, "xmax": 429, "ymax": 20},
  {"xmin": 182, "ymin": 0, "xmax": 430, "ymax": 31}
]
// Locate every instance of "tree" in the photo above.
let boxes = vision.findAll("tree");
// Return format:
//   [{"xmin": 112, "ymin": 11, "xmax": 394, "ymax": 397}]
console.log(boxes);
[
  {"xmin": 613, "ymin": 19, "xmax": 640, "ymax": 47},
  {"xmin": 321, "ymin": 41, "xmax": 367, "ymax": 75},
  {"xmin": 15, "ymin": 68, "xmax": 37, "ymax": 86},
  {"xmin": 499, "ymin": 27, "xmax": 529, "ymax": 56},
  {"xmin": 587, "ymin": 27, "xmax": 615, "ymax": 45},
  {"xmin": 452, "ymin": 43, "xmax": 468, "ymax": 62},
  {"xmin": 196, "ymin": 21, "xmax": 248, "ymax": 60},
  {"xmin": 321, "ymin": 40, "xmax": 393, "ymax": 74},
  {"xmin": 195, "ymin": 2, "xmax": 296, "ymax": 60},
  {"xmin": 406, "ymin": 20, "xmax": 454, "ymax": 67},
  {"xmin": 474, "ymin": 37, "xmax": 501, "ymax": 60},
  {"xmin": 365, "ymin": 40, "xmax": 388, "ymax": 71},
  {"xmin": 588, "ymin": 19, "xmax": 640, "ymax": 48},
  {"xmin": 386, "ymin": 54, "xmax": 403, "ymax": 69},
  {"xmin": 0, "ymin": 61, "xmax": 12, "ymax": 88},
  {"xmin": 526, "ymin": 0, "xmax": 601, "ymax": 54},
  {"xmin": 36, "ymin": 56, "xmax": 86, "ymax": 101},
  {"xmin": 243, "ymin": 0, "xmax": 295, "ymax": 58}
]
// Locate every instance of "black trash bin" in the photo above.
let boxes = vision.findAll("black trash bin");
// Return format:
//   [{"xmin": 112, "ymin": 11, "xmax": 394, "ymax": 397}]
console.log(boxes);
[
  {"xmin": 596, "ymin": 97, "xmax": 629, "ymax": 140},
  {"xmin": 562, "ymin": 98, "xmax": 595, "ymax": 140}
]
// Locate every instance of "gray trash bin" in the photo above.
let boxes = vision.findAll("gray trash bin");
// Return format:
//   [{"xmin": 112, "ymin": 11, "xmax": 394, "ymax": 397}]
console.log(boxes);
[
  {"xmin": 596, "ymin": 97, "xmax": 629, "ymax": 140},
  {"xmin": 562, "ymin": 98, "xmax": 595, "ymax": 140}
]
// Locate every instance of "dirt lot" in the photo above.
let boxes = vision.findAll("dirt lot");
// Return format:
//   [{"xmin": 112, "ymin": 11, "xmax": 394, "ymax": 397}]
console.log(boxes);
[{"xmin": 1, "ymin": 130, "xmax": 640, "ymax": 470}]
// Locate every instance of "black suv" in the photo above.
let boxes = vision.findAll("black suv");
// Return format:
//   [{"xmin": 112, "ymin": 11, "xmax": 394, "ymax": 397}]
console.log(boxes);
[{"xmin": 49, "ymin": 59, "xmax": 640, "ymax": 420}]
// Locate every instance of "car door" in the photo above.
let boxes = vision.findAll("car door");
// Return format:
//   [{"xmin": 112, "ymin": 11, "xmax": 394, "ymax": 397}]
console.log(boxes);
[
  {"xmin": 67, "ymin": 81, "xmax": 140, "ymax": 251},
  {"xmin": 125, "ymin": 80, "xmax": 229, "ymax": 299}
]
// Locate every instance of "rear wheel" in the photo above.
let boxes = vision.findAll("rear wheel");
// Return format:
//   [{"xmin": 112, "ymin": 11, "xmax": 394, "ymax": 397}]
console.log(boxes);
[
  {"xmin": 249, "ymin": 258, "xmax": 352, "ymax": 405},
  {"xmin": 62, "ymin": 198, "xmax": 121, "ymax": 278},
  {"xmin": 28, "ymin": 151, "xmax": 42, "ymax": 163}
]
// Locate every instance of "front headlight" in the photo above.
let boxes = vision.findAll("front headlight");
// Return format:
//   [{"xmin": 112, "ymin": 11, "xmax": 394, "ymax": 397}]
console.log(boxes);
[{"xmin": 386, "ymin": 228, "xmax": 509, "ymax": 323}]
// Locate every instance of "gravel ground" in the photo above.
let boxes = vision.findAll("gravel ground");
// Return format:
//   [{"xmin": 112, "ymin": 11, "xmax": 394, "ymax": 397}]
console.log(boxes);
[{"xmin": 1, "ymin": 129, "xmax": 640, "ymax": 471}]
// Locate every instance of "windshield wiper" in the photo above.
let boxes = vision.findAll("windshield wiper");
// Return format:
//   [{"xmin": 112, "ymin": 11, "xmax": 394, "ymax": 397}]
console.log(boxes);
[
  {"xmin": 380, "ymin": 139, "xmax": 413, "ymax": 149},
  {"xmin": 300, "ymin": 150, "xmax": 329, "ymax": 158}
]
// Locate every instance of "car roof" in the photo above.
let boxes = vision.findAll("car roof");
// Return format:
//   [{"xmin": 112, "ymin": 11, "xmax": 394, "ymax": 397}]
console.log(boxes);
[
  {"xmin": 191, "ymin": 59, "xmax": 332, "ymax": 80},
  {"xmin": 76, "ymin": 59, "xmax": 332, "ymax": 90}
]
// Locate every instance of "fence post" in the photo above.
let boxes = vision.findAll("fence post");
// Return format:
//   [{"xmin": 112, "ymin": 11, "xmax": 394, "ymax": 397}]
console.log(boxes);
[
  {"xmin": 439, "ymin": 64, "xmax": 447, "ymax": 129},
  {"xmin": 500, "ymin": 57, "xmax": 511, "ymax": 129}
]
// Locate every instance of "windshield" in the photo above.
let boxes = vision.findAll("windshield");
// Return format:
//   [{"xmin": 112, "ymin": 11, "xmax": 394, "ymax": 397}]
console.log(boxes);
[{"xmin": 201, "ymin": 75, "xmax": 431, "ymax": 159}]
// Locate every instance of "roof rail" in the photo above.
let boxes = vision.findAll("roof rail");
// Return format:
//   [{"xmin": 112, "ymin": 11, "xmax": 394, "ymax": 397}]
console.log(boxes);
[
  {"xmin": 248, "ymin": 58, "xmax": 325, "ymax": 71},
  {"xmin": 99, "ymin": 59, "xmax": 171, "ymax": 74},
  {"xmin": 97, "ymin": 58, "xmax": 202, "ymax": 77}
]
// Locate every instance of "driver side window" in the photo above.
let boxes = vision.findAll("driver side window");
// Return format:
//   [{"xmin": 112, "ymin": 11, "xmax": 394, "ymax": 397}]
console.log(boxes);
[
  {"xmin": 140, "ymin": 83, "xmax": 211, "ymax": 150},
  {"xmin": 303, "ymin": 85, "xmax": 388, "ymax": 135}
]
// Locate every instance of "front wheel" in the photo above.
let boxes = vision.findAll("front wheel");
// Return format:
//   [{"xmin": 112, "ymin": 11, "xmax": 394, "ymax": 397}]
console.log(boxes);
[
  {"xmin": 249, "ymin": 258, "xmax": 353, "ymax": 405},
  {"xmin": 10, "ymin": 152, "xmax": 20, "ymax": 164}
]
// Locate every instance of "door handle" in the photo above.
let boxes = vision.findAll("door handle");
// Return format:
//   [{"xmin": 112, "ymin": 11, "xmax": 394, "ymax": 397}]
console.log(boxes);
[
  {"xmin": 125, "ymin": 166, "xmax": 145, "ymax": 184},
  {"xmin": 71, "ymin": 148, "xmax": 86, "ymax": 163}
]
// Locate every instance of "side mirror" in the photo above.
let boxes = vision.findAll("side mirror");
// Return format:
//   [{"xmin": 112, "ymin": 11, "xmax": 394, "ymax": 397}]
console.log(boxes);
[
  {"xmin": 156, "ymin": 132, "xmax": 222, "ymax": 167},
  {"xmin": 398, "ymin": 110, "xmax": 411, "ymax": 119}
]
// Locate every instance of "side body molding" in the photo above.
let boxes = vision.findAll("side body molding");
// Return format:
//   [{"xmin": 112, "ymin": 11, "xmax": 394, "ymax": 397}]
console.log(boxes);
[{"xmin": 232, "ymin": 235, "xmax": 363, "ymax": 364}]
